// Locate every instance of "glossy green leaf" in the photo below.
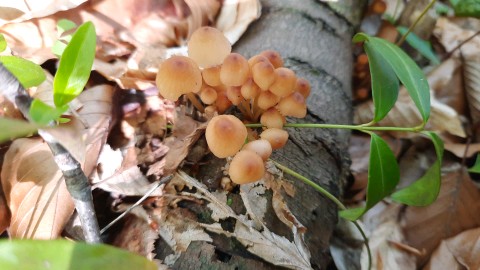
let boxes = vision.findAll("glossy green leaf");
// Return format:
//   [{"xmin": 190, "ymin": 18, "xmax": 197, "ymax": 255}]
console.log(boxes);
[
  {"xmin": 56, "ymin": 19, "xmax": 77, "ymax": 36},
  {"xmin": 0, "ymin": 118, "xmax": 40, "ymax": 142},
  {"xmin": 391, "ymin": 132, "xmax": 444, "ymax": 206},
  {"xmin": 397, "ymin": 26, "xmax": 440, "ymax": 65},
  {"xmin": 29, "ymin": 99, "xmax": 68, "ymax": 125},
  {"xmin": 0, "ymin": 56, "xmax": 46, "ymax": 88},
  {"xmin": 52, "ymin": 40, "xmax": 68, "ymax": 58},
  {"xmin": 0, "ymin": 34, "xmax": 6, "ymax": 53},
  {"xmin": 0, "ymin": 239, "xmax": 156, "ymax": 270},
  {"xmin": 53, "ymin": 21, "xmax": 96, "ymax": 107},
  {"xmin": 364, "ymin": 41, "xmax": 399, "ymax": 123},
  {"xmin": 340, "ymin": 133, "xmax": 400, "ymax": 220},
  {"xmin": 453, "ymin": 0, "xmax": 480, "ymax": 18},
  {"xmin": 468, "ymin": 154, "xmax": 480, "ymax": 173},
  {"xmin": 353, "ymin": 33, "xmax": 431, "ymax": 124}
]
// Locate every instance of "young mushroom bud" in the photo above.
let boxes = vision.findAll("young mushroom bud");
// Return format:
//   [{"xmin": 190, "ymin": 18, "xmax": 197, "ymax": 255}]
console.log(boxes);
[
  {"xmin": 260, "ymin": 128, "xmax": 289, "ymax": 150},
  {"xmin": 220, "ymin": 53, "xmax": 250, "ymax": 87},
  {"xmin": 240, "ymin": 79, "xmax": 261, "ymax": 100},
  {"xmin": 188, "ymin": 26, "xmax": 231, "ymax": 68},
  {"xmin": 202, "ymin": 65, "xmax": 222, "ymax": 87},
  {"xmin": 260, "ymin": 50, "xmax": 284, "ymax": 68},
  {"xmin": 277, "ymin": 92, "xmax": 307, "ymax": 118},
  {"xmin": 252, "ymin": 61, "xmax": 275, "ymax": 90},
  {"xmin": 257, "ymin": 90, "xmax": 280, "ymax": 110},
  {"xmin": 229, "ymin": 150, "xmax": 265, "ymax": 184},
  {"xmin": 269, "ymin": 67, "xmax": 297, "ymax": 98},
  {"xmin": 248, "ymin": 55, "xmax": 270, "ymax": 68},
  {"xmin": 200, "ymin": 87, "xmax": 218, "ymax": 105},
  {"xmin": 206, "ymin": 115, "xmax": 247, "ymax": 158},
  {"xmin": 156, "ymin": 56, "xmax": 202, "ymax": 101},
  {"xmin": 226, "ymin": 86, "xmax": 243, "ymax": 105},
  {"xmin": 260, "ymin": 108, "xmax": 285, "ymax": 129},
  {"xmin": 242, "ymin": 139, "xmax": 273, "ymax": 161},
  {"xmin": 295, "ymin": 77, "xmax": 311, "ymax": 98}
]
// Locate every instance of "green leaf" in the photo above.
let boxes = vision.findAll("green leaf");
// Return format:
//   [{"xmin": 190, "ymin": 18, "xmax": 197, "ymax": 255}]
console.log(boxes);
[
  {"xmin": 53, "ymin": 21, "xmax": 96, "ymax": 107},
  {"xmin": 0, "ymin": 118, "xmax": 40, "ymax": 142},
  {"xmin": 353, "ymin": 33, "xmax": 431, "ymax": 124},
  {"xmin": 52, "ymin": 40, "xmax": 68, "ymax": 58},
  {"xmin": 364, "ymin": 41, "xmax": 399, "ymax": 123},
  {"xmin": 391, "ymin": 131, "xmax": 444, "ymax": 206},
  {"xmin": 56, "ymin": 19, "xmax": 77, "ymax": 36},
  {"xmin": 0, "ymin": 239, "xmax": 157, "ymax": 270},
  {"xmin": 453, "ymin": 0, "xmax": 480, "ymax": 18},
  {"xmin": 29, "ymin": 99, "xmax": 68, "ymax": 125},
  {"xmin": 468, "ymin": 154, "xmax": 480, "ymax": 173},
  {"xmin": 0, "ymin": 34, "xmax": 6, "ymax": 53},
  {"xmin": 397, "ymin": 26, "xmax": 440, "ymax": 65},
  {"xmin": 340, "ymin": 133, "xmax": 400, "ymax": 220},
  {"xmin": 0, "ymin": 56, "xmax": 46, "ymax": 88}
]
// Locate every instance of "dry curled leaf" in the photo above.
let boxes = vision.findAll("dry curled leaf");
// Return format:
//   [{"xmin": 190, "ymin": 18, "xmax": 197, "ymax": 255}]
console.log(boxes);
[
  {"xmin": 215, "ymin": 0, "xmax": 261, "ymax": 45},
  {"xmin": 465, "ymin": 59, "xmax": 480, "ymax": 126},
  {"xmin": 434, "ymin": 17, "xmax": 480, "ymax": 59},
  {"xmin": 1, "ymin": 138, "xmax": 75, "ymax": 239},
  {"xmin": 425, "ymin": 227, "xmax": 480, "ymax": 270}
]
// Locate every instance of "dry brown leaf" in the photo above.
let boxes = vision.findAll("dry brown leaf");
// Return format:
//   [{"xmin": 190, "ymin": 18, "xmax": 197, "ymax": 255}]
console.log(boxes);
[
  {"xmin": 0, "ymin": 183, "xmax": 10, "ymax": 234},
  {"xmin": 178, "ymin": 171, "xmax": 312, "ymax": 270},
  {"xmin": 444, "ymin": 143, "xmax": 480, "ymax": 158},
  {"xmin": 45, "ymin": 85, "xmax": 113, "ymax": 171},
  {"xmin": 1, "ymin": 138, "xmax": 74, "ymax": 239},
  {"xmin": 465, "ymin": 59, "xmax": 480, "ymax": 126},
  {"xmin": 147, "ymin": 110, "xmax": 205, "ymax": 176},
  {"xmin": 424, "ymin": 227, "xmax": 480, "ymax": 270},
  {"xmin": 215, "ymin": 0, "xmax": 261, "ymax": 45},
  {"xmin": 361, "ymin": 220, "xmax": 417, "ymax": 270},
  {"xmin": 0, "ymin": 0, "xmax": 86, "ymax": 26},
  {"xmin": 434, "ymin": 17, "xmax": 480, "ymax": 59},
  {"xmin": 111, "ymin": 207, "xmax": 159, "ymax": 260},
  {"xmin": 401, "ymin": 164, "xmax": 480, "ymax": 266}
]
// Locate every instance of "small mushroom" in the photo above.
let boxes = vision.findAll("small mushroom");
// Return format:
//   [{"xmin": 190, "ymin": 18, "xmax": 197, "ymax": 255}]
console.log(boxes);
[
  {"xmin": 202, "ymin": 65, "xmax": 222, "ymax": 87},
  {"xmin": 260, "ymin": 50, "xmax": 284, "ymax": 68},
  {"xmin": 260, "ymin": 128, "xmax": 289, "ymax": 150},
  {"xmin": 242, "ymin": 139, "xmax": 273, "ymax": 161},
  {"xmin": 206, "ymin": 115, "xmax": 247, "ymax": 158},
  {"xmin": 188, "ymin": 26, "xmax": 231, "ymax": 68},
  {"xmin": 200, "ymin": 87, "xmax": 218, "ymax": 105},
  {"xmin": 276, "ymin": 92, "xmax": 307, "ymax": 118},
  {"xmin": 240, "ymin": 79, "xmax": 261, "ymax": 100},
  {"xmin": 156, "ymin": 55, "xmax": 202, "ymax": 101},
  {"xmin": 269, "ymin": 67, "xmax": 297, "ymax": 98},
  {"xmin": 295, "ymin": 77, "xmax": 311, "ymax": 98},
  {"xmin": 252, "ymin": 61, "xmax": 275, "ymax": 90},
  {"xmin": 257, "ymin": 90, "xmax": 280, "ymax": 110},
  {"xmin": 220, "ymin": 53, "xmax": 250, "ymax": 87},
  {"xmin": 229, "ymin": 150, "xmax": 265, "ymax": 184},
  {"xmin": 260, "ymin": 108, "xmax": 285, "ymax": 129}
]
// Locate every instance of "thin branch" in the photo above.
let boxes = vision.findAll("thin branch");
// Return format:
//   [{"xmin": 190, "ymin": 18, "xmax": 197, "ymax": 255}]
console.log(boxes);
[{"xmin": 0, "ymin": 64, "xmax": 101, "ymax": 243}]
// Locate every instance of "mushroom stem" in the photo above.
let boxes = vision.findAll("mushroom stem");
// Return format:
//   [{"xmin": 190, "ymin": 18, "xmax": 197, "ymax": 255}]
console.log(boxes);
[
  {"xmin": 240, "ymin": 99, "xmax": 254, "ymax": 120},
  {"xmin": 186, "ymin": 92, "xmax": 205, "ymax": 113},
  {"xmin": 252, "ymin": 98, "xmax": 264, "ymax": 122}
]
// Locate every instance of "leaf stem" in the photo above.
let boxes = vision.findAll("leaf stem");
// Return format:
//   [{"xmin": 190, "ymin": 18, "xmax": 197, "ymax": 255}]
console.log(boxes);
[
  {"xmin": 271, "ymin": 160, "xmax": 372, "ymax": 270},
  {"xmin": 245, "ymin": 122, "xmax": 424, "ymax": 133},
  {"xmin": 396, "ymin": 0, "xmax": 437, "ymax": 46}
]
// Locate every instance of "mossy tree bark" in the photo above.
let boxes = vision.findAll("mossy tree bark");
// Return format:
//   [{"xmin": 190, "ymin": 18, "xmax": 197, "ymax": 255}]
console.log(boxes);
[{"xmin": 168, "ymin": 1, "xmax": 364, "ymax": 269}]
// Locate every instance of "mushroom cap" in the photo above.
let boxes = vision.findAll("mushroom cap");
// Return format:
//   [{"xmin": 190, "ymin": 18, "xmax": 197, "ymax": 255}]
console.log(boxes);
[
  {"xmin": 229, "ymin": 150, "xmax": 265, "ymax": 184},
  {"xmin": 269, "ymin": 67, "xmax": 297, "ymax": 98},
  {"xmin": 188, "ymin": 26, "xmax": 231, "ymax": 68},
  {"xmin": 220, "ymin": 53, "xmax": 250, "ymax": 87},
  {"xmin": 252, "ymin": 61, "xmax": 275, "ymax": 90},
  {"xmin": 214, "ymin": 88, "xmax": 232, "ymax": 114},
  {"xmin": 260, "ymin": 50, "xmax": 284, "ymax": 68},
  {"xmin": 240, "ymin": 79, "xmax": 261, "ymax": 100},
  {"xmin": 260, "ymin": 128, "xmax": 289, "ymax": 150},
  {"xmin": 260, "ymin": 108, "xmax": 285, "ymax": 129},
  {"xmin": 200, "ymin": 87, "xmax": 218, "ymax": 105},
  {"xmin": 242, "ymin": 139, "xmax": 273, "ymax": 161},
  {"xmin": 202, "ymin": 65, "xmax": 222, "ymax": 87},
  {"xmin": 206, "ymin": 115, "xmax": 247, "ymax": 158},
  {"xmin": 226, "ymin": 86, "xmax": 243, "ymax": 105},
  {"xmin": 277, "ymin": 92, "xmax": 307, "ymax": 118},
  {"xmin": 295, "ymin": 77, "xmax": 311, "ymax": 98},
  {"xmin": 156, "ymin": 56, "xmax": 202, "ymax": 101},
  {"xmin": 257, "ymin": 90, "xmax": 280, "ymax": 110}
]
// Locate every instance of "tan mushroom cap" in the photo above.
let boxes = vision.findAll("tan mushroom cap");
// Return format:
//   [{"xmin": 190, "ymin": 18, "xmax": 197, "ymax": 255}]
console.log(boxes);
[
  {"xmin": 257, "ymin": 90, "xmax": 280, "ymax": 110},
  {"xmin": 220, "ymin": 53, "xmax": 250, "ymax": 87},
  {"xmin": 260, "ymin": 128, "xmax": 289, "ymax": 150},
  {"xmin": 202, "ymin": 65, "xmax": 222, "ymax": 87},
  {"xmin": 295, "ymin": 77, "xmax": 311, "ymax": 98},
  {"xmin": 269, "ymin": 67, "xmax": 296, "ymax": 98},
  {"xmin": 260, "ymin": 108, "xmax": 285, "ymax": 129},
  {"xmin": 188, "ymin": 26, "xmax": 232, "ymax": 68},
  {"xmin": 260, "ymin": 50, "xmax": 284, "ymax": 68},
  {"xmin": 240, "ymin": 79, "xmax": 261, "ymax": 100},
  {"xmin": 156, "ymin": 56, "xmax": 202, "ymax": 101},
  {"xmin": 277, "ymin": 92, "xmax": 307, "ymax": 118},
  {"xmin": 242, "ymin": 139, "xmax": 273, "ymax": 161},
  {"xmin": 200, "ymin": 87, "xmax": 218, "ymax": 105},
  {"xmin": 252, "ymin": 61, "xmax": 275, "ymax": 90},
  {"xmin": 229, "ymin": 150, "xmax": 265, "ymax": 184},
  {"xmin": 206, "ymin": 115, "xmax": 247, "ymax": 158}
]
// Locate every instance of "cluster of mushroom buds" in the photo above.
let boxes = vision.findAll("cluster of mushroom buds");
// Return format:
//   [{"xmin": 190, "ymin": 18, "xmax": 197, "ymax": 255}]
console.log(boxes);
[{"xmin": 156, "ymin": 26, "xmax": 310, "ymax": 185}]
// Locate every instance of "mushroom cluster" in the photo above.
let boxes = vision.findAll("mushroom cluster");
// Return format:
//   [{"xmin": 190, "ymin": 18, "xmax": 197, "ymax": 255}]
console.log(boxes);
[{"xmin": 156, "ymin": 26, "xmax": 311, "ymax": 185}]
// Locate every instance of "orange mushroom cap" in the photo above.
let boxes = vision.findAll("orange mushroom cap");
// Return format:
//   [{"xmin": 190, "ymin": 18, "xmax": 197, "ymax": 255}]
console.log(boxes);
[
  {"xmin": 206, "ymin": 115, "xmax": 247, "ymax": 158},
  {"xmin": 188, "ymin": 26, "xmax": 232, "ymax": 68},
  {"xmin": 229, "ymin": 150, "xmax": 265, "ymax": 184},
  {"xmin": 260, "ymin": 128, "xmax": 289, "ymax": 150},
  {"xmin": 156, "ymin": 56, "xmax": 202, "ymax": 101}
]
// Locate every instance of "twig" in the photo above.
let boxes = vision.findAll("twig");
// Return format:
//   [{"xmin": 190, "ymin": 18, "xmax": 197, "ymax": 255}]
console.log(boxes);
[
  {"xmin": 0, "ymin": 64, "xmax": 101, "ymax": 243},
  {"xmin": 396, "ymin": 0, "xmax": 437, "ymax": 46},
  {"xmin": 100, "ymin": 175, "xmax": 173, "ymax": 234}
]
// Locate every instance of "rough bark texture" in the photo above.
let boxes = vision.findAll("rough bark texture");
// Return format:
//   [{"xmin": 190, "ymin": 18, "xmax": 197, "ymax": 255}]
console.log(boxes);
[{"xmin": 169, "ymin": 1, "xmax": 363, "ymax": 269}]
